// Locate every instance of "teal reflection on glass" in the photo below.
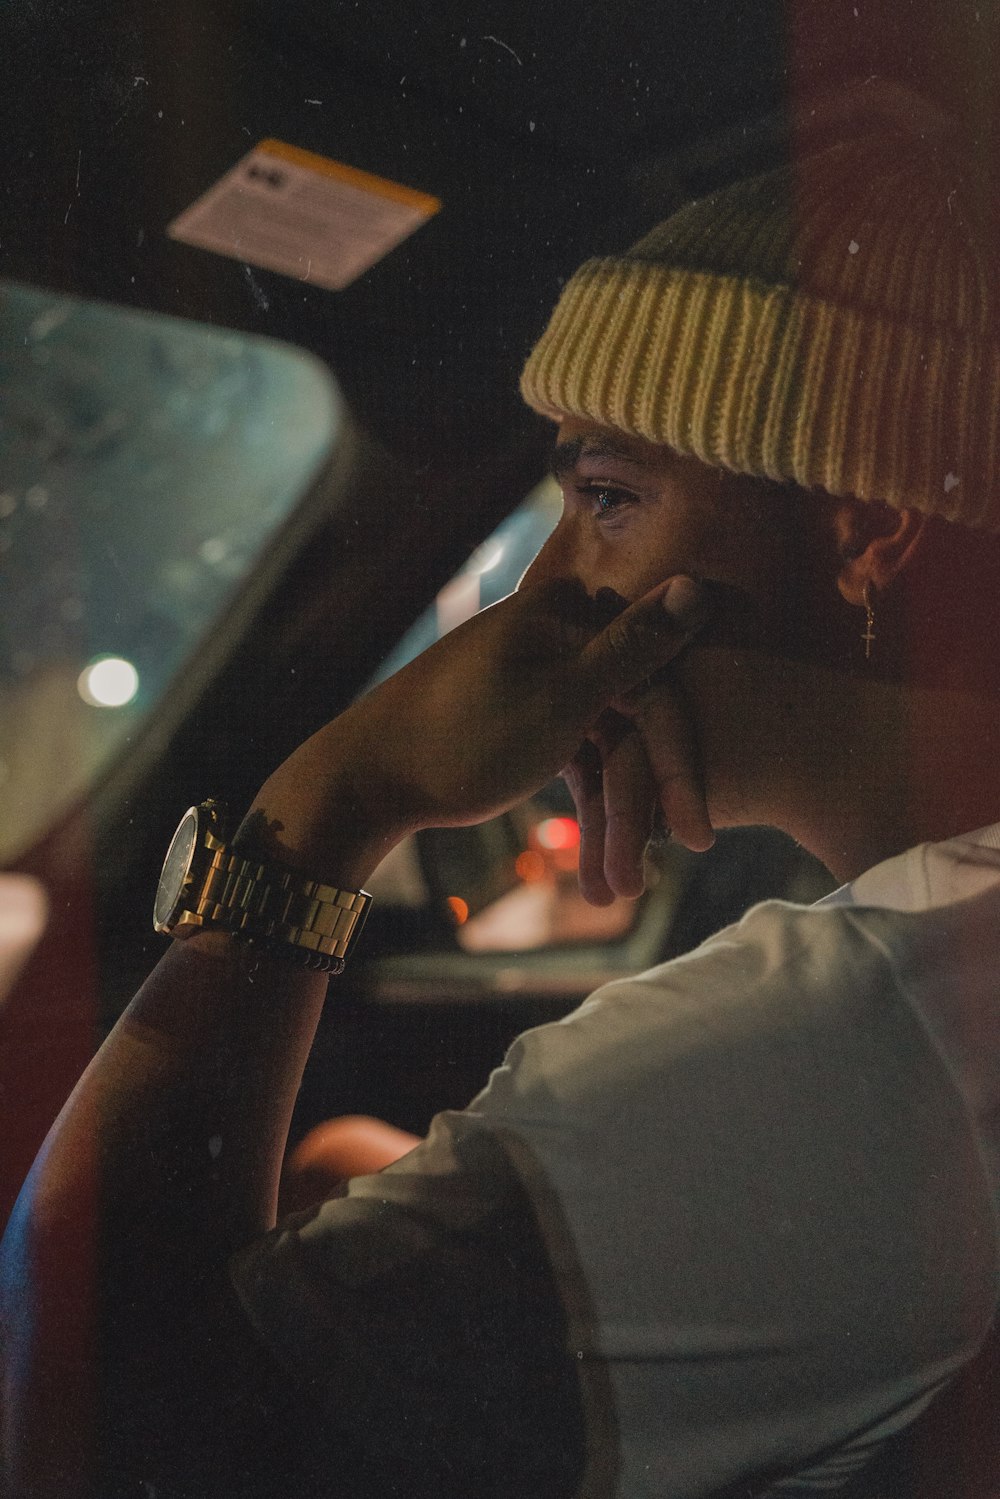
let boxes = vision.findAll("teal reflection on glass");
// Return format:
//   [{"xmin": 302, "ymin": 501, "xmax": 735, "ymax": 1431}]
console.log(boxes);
[
  {"xmin": 0, "ymin": 282, "xmax": 340, "ymax": 859},
  {"xmin": 369, "ymin": 478, "xmax": 562, "ymax": 687}
]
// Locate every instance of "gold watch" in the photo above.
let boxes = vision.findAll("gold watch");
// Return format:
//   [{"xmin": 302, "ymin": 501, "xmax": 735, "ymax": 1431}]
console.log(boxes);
[{"xmin": 153, "ymin": 801, "xmax": 372, "ymax": 973}]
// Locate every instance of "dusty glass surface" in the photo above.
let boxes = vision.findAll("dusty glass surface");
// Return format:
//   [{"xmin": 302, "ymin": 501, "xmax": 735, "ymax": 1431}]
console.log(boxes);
[{"xmin": 0, "ymin": 282, "xmax": 340, "ymax": 859}]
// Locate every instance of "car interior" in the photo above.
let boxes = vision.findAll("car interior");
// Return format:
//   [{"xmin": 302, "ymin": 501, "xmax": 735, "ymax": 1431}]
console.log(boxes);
[{"xmin": 2, "ymin": 2, "xmax": 998, "ymax": 1493}]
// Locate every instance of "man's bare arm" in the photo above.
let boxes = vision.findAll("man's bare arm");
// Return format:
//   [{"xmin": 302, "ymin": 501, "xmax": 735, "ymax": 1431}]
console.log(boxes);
[
  {"xmin": 0, "ymin": 576, "xmax": 708, "ymax": 1497},
  {"xmin": 0, "ymin": 934, "xmax": 329, "ymax": 1497}
]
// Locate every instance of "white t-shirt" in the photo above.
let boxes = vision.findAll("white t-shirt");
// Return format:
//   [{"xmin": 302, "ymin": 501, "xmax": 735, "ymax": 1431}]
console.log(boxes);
[{"xmin": 232, "ymin": 828, "xmax": 1000, "ymax": 1497}]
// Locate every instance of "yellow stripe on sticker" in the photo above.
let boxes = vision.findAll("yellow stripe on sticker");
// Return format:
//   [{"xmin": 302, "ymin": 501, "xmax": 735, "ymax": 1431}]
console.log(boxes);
[
  {"xmin": 168, "ymin": 140, "xmax": 441, "ymax": 292},
  {"xmin": 257, "ymin": 139, "xmax": 441, "ymax": 216}
]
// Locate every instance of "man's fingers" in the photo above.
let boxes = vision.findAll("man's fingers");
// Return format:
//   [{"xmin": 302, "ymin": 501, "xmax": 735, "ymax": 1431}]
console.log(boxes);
[
  {"xmin": 561, "ymin": 577, "xmax": 713, "ymax": 899},
  {"xmin": 562, "ymin": 742, "xmax": 614, "ymax": 906},
  {"xmin": 576, "ymin": 575, "xmax": 709, "ymax": 711},
  {"xmin": 576, "ymin": 577, "xmax": 712, "ymax": 859},
  {"xmin": 634, "ymin": 686, "xmax": 714, "ymax": 853},
  {"xmin": 590, "ymin": 714, "xmax": 656, "ymax": 899}
]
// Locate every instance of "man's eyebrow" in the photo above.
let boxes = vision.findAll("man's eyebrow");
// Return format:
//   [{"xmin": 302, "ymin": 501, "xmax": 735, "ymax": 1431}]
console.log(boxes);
[{"xmin": 549, "ymin": 436, "xmax": 652, "ymax": 481}]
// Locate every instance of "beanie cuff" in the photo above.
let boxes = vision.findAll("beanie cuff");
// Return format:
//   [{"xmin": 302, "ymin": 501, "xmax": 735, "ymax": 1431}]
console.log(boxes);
[{"xmin": 521, "ymin": 259, "xmax": 1000, "ymax": 529}]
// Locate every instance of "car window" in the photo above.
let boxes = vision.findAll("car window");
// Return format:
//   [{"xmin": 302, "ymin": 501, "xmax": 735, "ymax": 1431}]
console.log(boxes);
[
  {"xmin": 0, "ymin": 281, "xmax": 340, "ymax": 862},
  {"xmin": 369, "ymin": 475, "xmax": 562, "ymax": 684}
]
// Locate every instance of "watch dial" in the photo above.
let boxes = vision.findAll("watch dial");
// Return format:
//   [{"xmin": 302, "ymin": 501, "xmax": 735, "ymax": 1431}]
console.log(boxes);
[{"xmin": 153, "ymin": 809, "xmax": 199, "ymax": 930}]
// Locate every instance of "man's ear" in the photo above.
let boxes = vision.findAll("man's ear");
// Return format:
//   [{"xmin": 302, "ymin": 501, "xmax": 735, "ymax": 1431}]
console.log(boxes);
[{"xmin": 833, "ymin": 499, "xmax": 928, "ymax": 606}]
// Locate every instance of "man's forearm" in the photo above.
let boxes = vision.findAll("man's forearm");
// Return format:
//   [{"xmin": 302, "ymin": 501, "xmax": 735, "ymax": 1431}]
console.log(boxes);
[{"xmin": 0, "ymin": 932, "xmax": 328, "ymax": 1497}]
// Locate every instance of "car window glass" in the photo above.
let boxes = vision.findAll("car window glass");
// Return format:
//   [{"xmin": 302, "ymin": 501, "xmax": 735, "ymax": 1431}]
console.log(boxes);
[
  {"xmin": 0, "ymin": 281, "xmax": 340, "ymax": 861},
  {"xmin": 369, "ymin": 475, "xmax": 563, "ymax": 685}
]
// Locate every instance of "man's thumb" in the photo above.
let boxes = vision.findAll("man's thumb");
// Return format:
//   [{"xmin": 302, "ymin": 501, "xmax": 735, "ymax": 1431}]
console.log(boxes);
[{"xmin": 579, "ymin": 575, "xmax": 709, "ymax": 703}]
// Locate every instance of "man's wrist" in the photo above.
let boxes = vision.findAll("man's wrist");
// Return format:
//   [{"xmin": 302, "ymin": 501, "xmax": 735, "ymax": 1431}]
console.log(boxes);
[
  {"xmin": 234, "ymin": 790, "xmax": 403, "ymax": 894},
  {"xmin": 154, "ymin": 797, "xmax": 375, "ymax": 970}
]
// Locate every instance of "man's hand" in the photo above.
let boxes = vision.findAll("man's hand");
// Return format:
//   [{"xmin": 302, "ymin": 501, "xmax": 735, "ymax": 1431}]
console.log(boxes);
[
  {"xmin": 565, "ymin": 684, "xmax": 714, "ymax": 905},
  {"xmin": 246, "ymin": 574, "xmax": 712, "ymax": 892}
]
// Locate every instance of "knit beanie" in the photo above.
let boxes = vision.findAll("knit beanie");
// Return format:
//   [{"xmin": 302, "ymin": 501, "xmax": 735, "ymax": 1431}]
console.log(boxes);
[{"xmin": 520, "ymin": 135, "xmax": 1000, "ymax": 529}]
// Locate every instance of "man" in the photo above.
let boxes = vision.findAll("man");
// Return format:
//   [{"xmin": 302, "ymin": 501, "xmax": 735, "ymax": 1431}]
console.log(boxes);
[{"xmin": 3, "ymin": 133, "xmax": 1000, "ymax": 1497}]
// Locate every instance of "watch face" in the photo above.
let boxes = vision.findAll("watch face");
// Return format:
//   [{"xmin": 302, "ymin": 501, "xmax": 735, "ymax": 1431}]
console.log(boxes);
[{"xmin": 153, "ymin": 808, "xmax": 200, "ymax": 931}]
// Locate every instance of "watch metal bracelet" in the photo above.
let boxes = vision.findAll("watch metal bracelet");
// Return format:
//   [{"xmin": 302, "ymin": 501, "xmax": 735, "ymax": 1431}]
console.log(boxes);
[{"xmin": 197, "ymin": 847, "xmax": 371, "ymax": 961}]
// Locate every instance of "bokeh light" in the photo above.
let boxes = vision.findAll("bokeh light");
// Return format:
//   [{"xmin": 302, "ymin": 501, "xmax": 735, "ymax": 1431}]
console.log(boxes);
[
  {"xmin": 535, "ymin": 817, "xmax": 581, "ymax": 851},
  {"xmin": 515, "ymin": 850, "xmax": 547, "ymax": 883},
  {"xmin": 77, "ymin": 656, "xmax": 140, "ymax": 708}
]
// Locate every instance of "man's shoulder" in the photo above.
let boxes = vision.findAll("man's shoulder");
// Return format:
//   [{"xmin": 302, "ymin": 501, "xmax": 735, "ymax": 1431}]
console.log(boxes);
[{"xmin": 506, "ymin": 897, "xmax": 897, "ymax": 1060}]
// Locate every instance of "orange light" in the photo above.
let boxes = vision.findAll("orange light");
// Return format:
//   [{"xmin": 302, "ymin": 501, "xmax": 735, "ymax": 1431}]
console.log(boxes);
[
  {"xmin": 535, "ymin": 816, "xmax": 580, "ymax": 852},
  {"xmin": 515, "ymin": 850, "xmax": 547, "ymax": 883},
  {"xmin": 446, "ymin": 896, "xmax": 469, "ymax": 925}
]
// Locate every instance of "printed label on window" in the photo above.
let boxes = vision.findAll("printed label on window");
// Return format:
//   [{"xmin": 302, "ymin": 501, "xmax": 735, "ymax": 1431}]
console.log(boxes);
[{"xmin": 168, "ymin": 139, "xmax": 441, "ymax": 292}]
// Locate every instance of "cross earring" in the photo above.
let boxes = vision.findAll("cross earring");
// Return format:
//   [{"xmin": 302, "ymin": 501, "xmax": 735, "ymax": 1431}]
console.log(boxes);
[{"xmin": 862, "ymin": 583, "xmax": 876, "ymax": 661}]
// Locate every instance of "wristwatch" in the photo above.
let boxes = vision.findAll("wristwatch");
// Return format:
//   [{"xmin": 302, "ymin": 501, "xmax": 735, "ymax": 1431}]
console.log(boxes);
[{"xmin": 153, "ymin": 800, "xmax": 372, "ymax": 973}]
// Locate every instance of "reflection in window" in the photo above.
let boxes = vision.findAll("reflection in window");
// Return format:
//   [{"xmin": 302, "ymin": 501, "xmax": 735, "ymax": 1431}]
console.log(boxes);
[
  {"xmin": 456, "ymin": 800, "xmax": 636, "ymax": 953},
  {"xmin": 369, "ymin": 476, "xmax": 562, "ymax": 683},
  {"xmin": 0, "ymin": 282, "xmax": 339, "ymax": 860}
]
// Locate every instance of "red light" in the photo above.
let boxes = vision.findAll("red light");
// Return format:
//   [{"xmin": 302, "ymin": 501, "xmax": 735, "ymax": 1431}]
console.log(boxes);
[
  {"xmin": 446, "ymin": 896, "xmax": 469, "ymax": 925},
  {"xmin": 515, "ymin": 850, "xmax": 547, "ymax": 883},
  {"xmin": 535, "ymin": 817, "xmax": 580, "ymax": 852}
]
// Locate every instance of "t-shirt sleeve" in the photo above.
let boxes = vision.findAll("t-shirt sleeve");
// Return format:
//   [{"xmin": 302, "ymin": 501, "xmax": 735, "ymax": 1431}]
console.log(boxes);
[
  {"xmin": 230, "ymin": 1111, "xmax": 586, "ymax": 1499},
  {"xmin": 232, "ymin": 898, "xmax": 1000, "ymax": 1498}
]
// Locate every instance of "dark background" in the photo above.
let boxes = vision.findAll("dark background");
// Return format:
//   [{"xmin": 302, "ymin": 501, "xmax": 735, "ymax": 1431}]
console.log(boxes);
[{"xmin": 5, "ymin": 0, "xmax": 994, "ymax": 535}]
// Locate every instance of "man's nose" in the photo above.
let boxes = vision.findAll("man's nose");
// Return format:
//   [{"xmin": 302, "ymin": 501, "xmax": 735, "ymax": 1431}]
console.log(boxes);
[{"xmin": 520, "ymin": 519, "xmax": 585, "ymax": 591}]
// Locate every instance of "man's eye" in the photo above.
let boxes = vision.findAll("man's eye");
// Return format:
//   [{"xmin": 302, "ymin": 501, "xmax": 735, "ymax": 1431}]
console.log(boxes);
[{"xmin": 585, "ymin": 486, "xmax": 634, "ymax": 516}]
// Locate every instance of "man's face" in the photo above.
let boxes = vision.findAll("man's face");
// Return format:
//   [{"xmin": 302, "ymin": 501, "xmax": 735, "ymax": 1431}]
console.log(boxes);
[
  {"xmin": 526, "ymin": 418, "xmax": 837, "ymax": 643},
  {"xmin": 524, "ymin": 418, "xmax": 848, "ymax": 831}
]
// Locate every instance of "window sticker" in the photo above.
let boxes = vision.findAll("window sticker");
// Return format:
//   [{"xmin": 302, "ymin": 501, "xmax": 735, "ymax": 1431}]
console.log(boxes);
[{"xmin": 168, "ymin": 139, "xmax": 441, "ymax": 291}]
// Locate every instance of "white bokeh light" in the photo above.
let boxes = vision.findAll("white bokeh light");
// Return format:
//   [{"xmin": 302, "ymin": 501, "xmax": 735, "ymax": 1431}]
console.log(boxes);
[
  {"xmin": 465, "ymin": 539, "xmax": 505, "ymax": 575},
  {"xmin": 78, "ymin": 656, "xmax": 140, "ymax": 708}
]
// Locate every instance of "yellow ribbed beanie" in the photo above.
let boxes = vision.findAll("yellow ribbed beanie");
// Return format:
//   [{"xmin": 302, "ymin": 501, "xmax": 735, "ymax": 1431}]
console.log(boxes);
[{"xmin": 521, "ymin": 136, "xmax": 1000, "ymax": 529}]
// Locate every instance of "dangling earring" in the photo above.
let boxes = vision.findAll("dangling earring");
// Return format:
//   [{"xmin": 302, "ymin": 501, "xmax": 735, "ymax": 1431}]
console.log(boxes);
[{"xmin": 861, "ymin": 583, "xmax": 876, "ymax": 662}]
